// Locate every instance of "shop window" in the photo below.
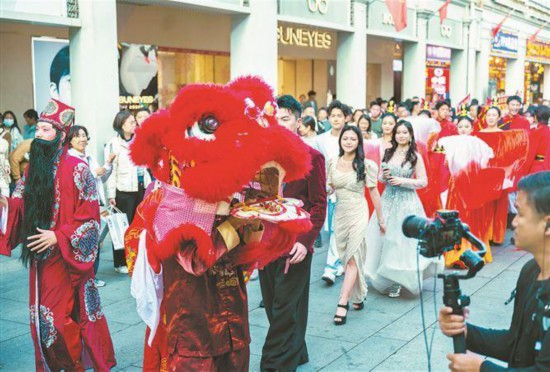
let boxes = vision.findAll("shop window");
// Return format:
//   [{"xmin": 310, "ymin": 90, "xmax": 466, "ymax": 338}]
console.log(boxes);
[
  {"xmin": 524, "ymin": 62, "xmax": 545, "ymax": 105},
  {"xmin": 158, "ymin": 48, "xmax": 230, "ymax": 107},
  {"xmin": 489, "ymin": 56, "xmax": 507, "ymax": 98}
]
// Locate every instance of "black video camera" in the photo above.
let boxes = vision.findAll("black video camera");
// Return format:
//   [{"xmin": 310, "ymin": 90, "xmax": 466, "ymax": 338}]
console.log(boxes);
[
  {"xmin": 402, "ymin": 210, "xmax": 488, "ymax": 354},
  {"xmin": 402, "ymin": 210, "xmax": 485, "ymax": 278}
]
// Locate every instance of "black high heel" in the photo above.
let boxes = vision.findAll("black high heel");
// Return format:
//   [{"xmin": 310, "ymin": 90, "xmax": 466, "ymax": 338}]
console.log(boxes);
[
  {"xmin": 353, "ymin": 302, "xmax": 364, "ymax": 311},
  {"xmin": 334, "ymin": 303, "xmax": 349, "ymax": 325}
]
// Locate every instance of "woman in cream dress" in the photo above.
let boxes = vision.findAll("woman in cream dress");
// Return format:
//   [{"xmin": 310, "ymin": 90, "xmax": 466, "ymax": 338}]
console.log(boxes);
[{"xmin": 329, "ymin": 125, "xmax": 384, "ymax": 325}]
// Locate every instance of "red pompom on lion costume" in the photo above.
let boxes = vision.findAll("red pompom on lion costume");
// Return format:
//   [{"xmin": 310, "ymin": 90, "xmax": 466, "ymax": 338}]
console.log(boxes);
[{"xmin": 124, "ymin": 76, "xmax": 312, "ymax": 370}]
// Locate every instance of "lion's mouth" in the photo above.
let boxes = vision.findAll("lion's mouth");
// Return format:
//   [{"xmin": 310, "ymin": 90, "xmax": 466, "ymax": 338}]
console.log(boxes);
[
  {"xmin": 172, "ymin": 157, "xmax": 287, "ymax": 201},
  {"xmin": 253, "ymin": 161, "xmax": 287, "ymax": 197}
]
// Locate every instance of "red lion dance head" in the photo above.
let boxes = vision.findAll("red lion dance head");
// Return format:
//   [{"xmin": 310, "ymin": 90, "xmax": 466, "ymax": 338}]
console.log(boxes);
[{"xmin": 128, "ymin": 76, "xmax": 312, "ymax": 269}]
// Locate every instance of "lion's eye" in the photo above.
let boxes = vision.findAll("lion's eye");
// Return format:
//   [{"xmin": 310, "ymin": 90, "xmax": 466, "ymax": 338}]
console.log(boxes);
[{"xmin": 199, "ymin": 116, "xmax": 220, "ymax": 134}]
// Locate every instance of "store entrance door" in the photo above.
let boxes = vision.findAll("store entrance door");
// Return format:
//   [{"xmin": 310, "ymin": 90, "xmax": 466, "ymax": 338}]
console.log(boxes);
[{"xmin": 278, "ymin": 58, "xmax": 335, "ymax": 108}]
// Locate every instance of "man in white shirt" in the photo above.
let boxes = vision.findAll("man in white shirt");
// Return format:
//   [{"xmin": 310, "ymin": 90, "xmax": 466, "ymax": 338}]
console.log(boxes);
[{"xmin": 314, "ymin": 100, "xmax": 350, "ymax": 285}]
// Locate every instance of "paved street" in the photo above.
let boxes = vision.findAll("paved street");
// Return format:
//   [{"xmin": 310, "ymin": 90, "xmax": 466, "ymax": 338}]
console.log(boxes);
[{"xmin": 1, "ymin": 230, "xmax": 528, "ymax": 371}]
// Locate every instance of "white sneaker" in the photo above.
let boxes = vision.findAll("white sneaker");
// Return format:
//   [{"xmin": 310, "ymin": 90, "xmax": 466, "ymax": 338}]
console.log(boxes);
[
  {"xmin": 249, "ymin": 269, "xmax": 259, "ymax": 281},
  {"xmin": 322, "ymin": 271, "xmax": 335, "ymax": 285},
  {"xmin": 114, "ymin": 266, "xmax": 129, "ymax": 274},
  {"xmin": 94, "ymin": 279, "xmax": 106, "ymax": 287}
]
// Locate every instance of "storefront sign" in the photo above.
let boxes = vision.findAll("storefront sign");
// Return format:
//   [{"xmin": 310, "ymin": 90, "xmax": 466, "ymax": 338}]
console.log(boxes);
[
  {"xmin": 427, "ymin": 17, "xmax": 462, "ymax": 49},
  {"xmin": 118, "ymin": 43, "xmax": 158, "ymax": 110},
  {"xmin": 279, "ymin": 0, "xmax": 350, "ymax": 28},
  {"xmin": 367, "ymin": 0, "xmax": 416, "ymax": 39},
  {"xmin": 277, "ymin": 26, "xmax": 332, "ymax": 49},
  {"xmin": 427, "ymin": 45, "xmax": 451, "ymax": 61},
  {"xmin": 491, "ymin": 31, "xmax": 518, "ymax": 56},
  {"xmin": 526, "ymin": 39, "xmax": 550, "ymax": 62}
]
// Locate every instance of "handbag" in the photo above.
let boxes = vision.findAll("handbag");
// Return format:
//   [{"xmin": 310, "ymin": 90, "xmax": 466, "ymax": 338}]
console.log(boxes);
[{"xmin": 105, "ymin": 206, "xmax": 129, "ymax": 250}]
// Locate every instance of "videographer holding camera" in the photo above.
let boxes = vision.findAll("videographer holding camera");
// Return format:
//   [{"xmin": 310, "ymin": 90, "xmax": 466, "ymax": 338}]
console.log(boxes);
[{"xmin": 439, "ymin": 171, "xmax": 550, "ymax": 371}]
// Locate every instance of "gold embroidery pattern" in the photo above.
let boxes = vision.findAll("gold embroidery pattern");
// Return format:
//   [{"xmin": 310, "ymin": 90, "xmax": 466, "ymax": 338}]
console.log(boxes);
[
  {"xmin": 169, "ymin": 154, "xmax": 181, "ymax": 188},
  {"xmin": 124, "ymin": 227, "xmax": 142, "ymax": 274}
]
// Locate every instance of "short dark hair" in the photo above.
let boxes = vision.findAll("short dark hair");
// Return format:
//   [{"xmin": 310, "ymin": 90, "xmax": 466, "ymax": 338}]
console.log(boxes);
[
  {"xmin": 23, "ymin": 109, "xmax": 39, "ymax": 121},
  {"xmin": 398, "ymin": 102, "xmax": 410, "ymax": 111},
  {"xmin": 277, "ymin": 95, "xmax": 302, "ymax": 118},
  {"xmin": 303, "ymin": 102, "xmax": 315, "ymax": 110},
  {"xmin": 68, "ymin": 125, "xmax": 90, "ymax": 145},
  {"xmin": 50, "ymin": 46, "xmax": 70, "ymax": 88},
  {"xmin": 435, "ymin": 101, "xmax": 450, "ymax": 110},
  {"xmin": 517, "ymin": 171, "xmax": 550, "ymax": 215},
  {"xmin": 302, "ymin": 115, "xmax": 316, "ymax": 132},
  {"xmin": 535, "ymin": 105, "xmax": 550, "ymax": 125},
  {"xmin": 342, "ymin": 104, "xmax": 352, "ymax": 117},
  {"xmin": 507, "ymin": 95, "xmax": 522, "ymax": 105},
  {"xmin": 470, "ymin": 98, "xmax": 479, "ymax": 106},
  {"xmin": 307, "ymin": 90, "xmax": 316, "ymax": 96},
  {"xmin": 318, "ymin": 107, "xmax": 327, "ymax": 113},
  {"xmin": 369, "ymin": 101, "xmax": 380, "ymax": 108},
  {"xmin": 328, "ymin": 100, "xmax": 348, "ymax": 116},
  {"xmin": 419, "ymin": 110, "xmax": 432, "ymax": 117},
  {"xmin": 113, "ymin": 110, "xmax": 133, "ymax": 137}
]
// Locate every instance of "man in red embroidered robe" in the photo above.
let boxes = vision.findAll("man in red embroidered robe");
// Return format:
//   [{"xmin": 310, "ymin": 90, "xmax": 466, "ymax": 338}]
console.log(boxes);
[
  {"xmin": 0, "ymin": 99, "xmax": 116, "ymax": 371},
  {"xmin": 499, "ymin": 95, "xmax": 530, "ymax": 131}
]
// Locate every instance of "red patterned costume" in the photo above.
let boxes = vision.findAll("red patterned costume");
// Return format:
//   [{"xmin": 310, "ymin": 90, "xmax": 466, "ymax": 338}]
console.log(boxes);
[
  {"xmin": 0, "ymin": 100, "xmax": 116, "ymax": 371},
  {"xmin": 525, "ymin": 123, "xmax": 550, "ymax": 174},
  {"xmin": 440, "ymin": 135, "xmax": 503, "ymax": 266},
  {"xmin": 474, "ymin": 130, "xmax": 529, "ymax": 245},
  {"xmin": 124, "ymin": 77, "xmax": 312, "ymax": 370},
  {"xmin": 499, "ymin": 113, "xmax": 531, "ymax": 131}
]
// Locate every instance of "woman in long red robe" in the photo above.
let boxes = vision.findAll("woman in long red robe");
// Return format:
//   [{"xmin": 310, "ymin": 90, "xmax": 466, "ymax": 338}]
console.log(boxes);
[
  {"xmin": 440, "ymin": 116, "xmax": 503, "ymax": 266},
  {"xmin": 475, "ymin": 107, "xmax": 529, "ymax": 246}
]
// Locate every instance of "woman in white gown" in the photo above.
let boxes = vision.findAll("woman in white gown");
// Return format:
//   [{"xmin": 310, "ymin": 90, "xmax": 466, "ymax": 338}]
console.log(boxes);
[
  {"xmin": 328, "ymin": 126, "xmax": 385, "ymax": 325},
  {"xmin": 364, "ymin": 120, "xmax": 443, "ymax": 298}
]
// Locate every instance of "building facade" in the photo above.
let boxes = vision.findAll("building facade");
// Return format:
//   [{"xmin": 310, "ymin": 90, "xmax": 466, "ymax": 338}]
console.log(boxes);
[{"xmin": 1, "ymin": 0, "xmax": 549, "ymax": 158}]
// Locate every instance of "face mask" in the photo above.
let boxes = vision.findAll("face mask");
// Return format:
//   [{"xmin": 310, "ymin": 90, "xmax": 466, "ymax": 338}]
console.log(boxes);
[{"xmin": 3, "ymin": 119, "xmax": 14, "ymax": 127}]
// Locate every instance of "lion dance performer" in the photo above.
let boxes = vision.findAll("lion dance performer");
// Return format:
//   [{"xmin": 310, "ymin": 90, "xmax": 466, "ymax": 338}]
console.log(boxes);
[{"xmin": 124, "ymin": 76, "xmax": 313, "ymax": 370}]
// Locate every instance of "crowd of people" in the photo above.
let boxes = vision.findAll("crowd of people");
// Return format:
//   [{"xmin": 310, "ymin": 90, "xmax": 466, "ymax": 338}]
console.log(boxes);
[{"xmin": 0, "ymin": 79, "xmax": 548, "ymax": 371}]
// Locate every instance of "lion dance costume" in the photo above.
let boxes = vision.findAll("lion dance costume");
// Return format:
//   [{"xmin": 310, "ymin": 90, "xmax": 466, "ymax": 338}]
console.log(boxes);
[{"xmin": 124, "ymin": 76, "xmax": 313, "ymax": 370}]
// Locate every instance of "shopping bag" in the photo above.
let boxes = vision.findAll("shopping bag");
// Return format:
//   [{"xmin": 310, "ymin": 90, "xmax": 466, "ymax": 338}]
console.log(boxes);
[{"xmin": 106, "ymin": 206, "xmax": 129, "ymax": 250}]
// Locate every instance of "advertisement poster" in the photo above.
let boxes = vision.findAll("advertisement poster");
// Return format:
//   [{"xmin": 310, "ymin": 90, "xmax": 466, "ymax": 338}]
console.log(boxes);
[
  {"xmin": 427, "ymin": 67, "xmax": 450, "ymax": 100},
  {"xmin": 32, "ymin": 38, "xmax": 70, "ymax": 113},
  {"xmin": 118, "ymin": 43, "xmax": 158, "ymax": 111}
]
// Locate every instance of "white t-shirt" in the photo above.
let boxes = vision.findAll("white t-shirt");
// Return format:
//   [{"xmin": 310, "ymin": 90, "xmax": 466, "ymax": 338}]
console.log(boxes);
[
  {"xmin": 302, "ymin": 136, "xmax": 317, "ymax": 148},
  {"xmin": 313, "ymin": 131, "xmax": 340, "ymax": 202},
  {"xmin": 313, "ymin": 131, "xmax": 340, "ymax": 167}
]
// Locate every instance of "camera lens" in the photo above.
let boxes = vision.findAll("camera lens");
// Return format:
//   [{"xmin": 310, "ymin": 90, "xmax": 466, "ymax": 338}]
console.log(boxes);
[
  {"xmin": 460, "ymin": 250, "xmax": 484, "ymax": 272},
  {"xmin": 402, "ymin": 215, "xmax": 429, "ymax": 239}
]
